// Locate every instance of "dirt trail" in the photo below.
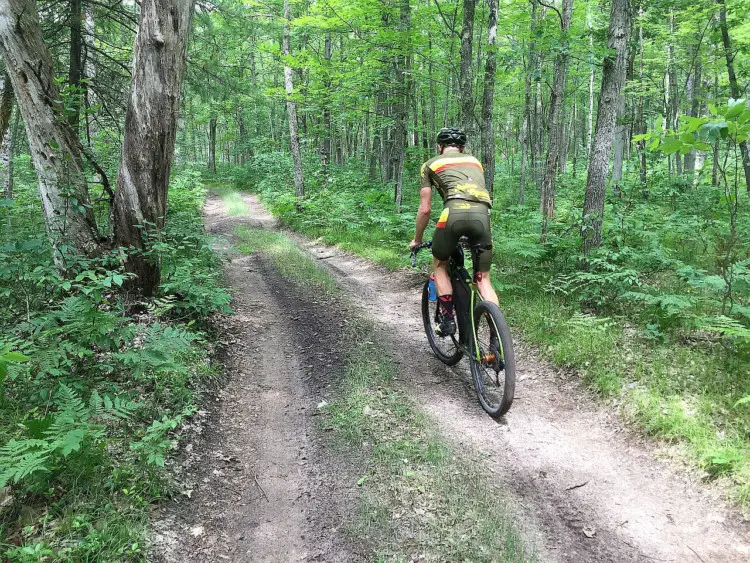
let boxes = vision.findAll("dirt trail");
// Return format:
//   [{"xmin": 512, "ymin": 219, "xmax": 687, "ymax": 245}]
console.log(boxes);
[
  {"xmin": 150, "ymin": 196, "xmax": 360, "ymax": 562},
  {"xmin": 234, "ymin": 193, "xmax": 750, "ymax": 562}
]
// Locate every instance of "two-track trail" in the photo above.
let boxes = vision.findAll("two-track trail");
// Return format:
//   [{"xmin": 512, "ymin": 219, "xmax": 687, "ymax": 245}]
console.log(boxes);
[{"xmin": 153, "ymin": 190, "xmax": 750, "ymax": 562}]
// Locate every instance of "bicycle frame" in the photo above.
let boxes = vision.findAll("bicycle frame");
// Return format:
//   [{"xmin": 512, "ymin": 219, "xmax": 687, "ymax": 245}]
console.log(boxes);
[{"xmin": 448, "ymin": 247, "xmax": 484, "ymax": 362}]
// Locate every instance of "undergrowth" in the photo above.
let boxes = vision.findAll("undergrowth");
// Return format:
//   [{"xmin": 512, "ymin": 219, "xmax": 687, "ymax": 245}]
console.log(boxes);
[
  {"xmin": 0, "ymin": 168, "xmax": 230, "ymax": 560},
  {"xmin": 228, "ymin": 153, "xmax": 750, "ymax": 506}
]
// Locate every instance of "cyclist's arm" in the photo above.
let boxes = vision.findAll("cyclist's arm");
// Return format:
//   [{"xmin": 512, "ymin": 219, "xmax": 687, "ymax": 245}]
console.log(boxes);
[{"xmin": 413, "ymin": 187, "xmax": 432, "ymax": 244}]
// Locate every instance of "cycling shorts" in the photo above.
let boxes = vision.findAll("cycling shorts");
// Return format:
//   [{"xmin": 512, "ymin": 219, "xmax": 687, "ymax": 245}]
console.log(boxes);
[{"xmin": 432, "ymin": 200, "xmax": 493, "ymax": 272}]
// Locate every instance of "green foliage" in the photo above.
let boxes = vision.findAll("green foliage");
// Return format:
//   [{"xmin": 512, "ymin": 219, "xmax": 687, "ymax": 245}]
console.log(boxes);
[{"xmin": 0, "ymin": 169, "xmax": 227, "ymax": 559}]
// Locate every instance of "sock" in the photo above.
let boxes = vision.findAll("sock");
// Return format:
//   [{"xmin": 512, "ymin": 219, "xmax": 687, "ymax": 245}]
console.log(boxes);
[{"xmin": 438, "ymin": 295, "xmax": 454, "ymax": 319}]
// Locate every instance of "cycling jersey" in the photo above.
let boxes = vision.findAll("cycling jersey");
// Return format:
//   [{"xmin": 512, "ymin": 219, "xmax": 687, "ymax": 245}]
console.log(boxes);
[{"xmin": 419, "ymin": 152, "xmax": 492, "ymax": 207}]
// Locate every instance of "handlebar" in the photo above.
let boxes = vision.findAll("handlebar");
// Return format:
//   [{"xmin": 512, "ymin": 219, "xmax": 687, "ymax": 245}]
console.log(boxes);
[{"xmin": 410, "ymin": 241, "xmax": 432, "ymax": 267}]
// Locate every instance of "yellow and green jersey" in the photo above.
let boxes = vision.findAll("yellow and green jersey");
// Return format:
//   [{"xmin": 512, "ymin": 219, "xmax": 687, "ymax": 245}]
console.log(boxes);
[{"xmin": 419, "ymin": 152, "xmax": 492, "ymax": 207}]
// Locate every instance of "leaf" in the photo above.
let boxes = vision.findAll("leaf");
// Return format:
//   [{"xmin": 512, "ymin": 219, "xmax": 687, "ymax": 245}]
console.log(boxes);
[
  {"xmin": 735, "ymin": 396, "xmax": 750, "ymax": 407},
  {"xmin": 726, "ymin": 98, "xmax": 747, "ymax": 120},
  {"xmin": 3, "ymin": 351, "xmax": 30, "ymax": 362}
]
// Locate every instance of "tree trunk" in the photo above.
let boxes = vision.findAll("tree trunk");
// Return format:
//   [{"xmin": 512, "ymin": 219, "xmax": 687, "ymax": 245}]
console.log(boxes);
[
  {"xmin": 717, "ymin": 0, "xmax": 750, "ymax": 192},
  {"xmin": 611, "ymin": 93, "xmax": 626, "ymax": 195},
  {"xmin": 0, "ymin": 0, "xmax": 101, "ymax": 265},
  {"xmin": 392, "ymin": 0, "xmax": 411, "ymax": 213},
  {"xmin": 459, "ymin": 0, "xmax": 475, "ymax": 143},
  {"xmin": 113, "ymin": 0, "xmax": 196, "ymax": 295},
  {"xmin": 0, "ymin": 75, "xmax": 12, "ymax": 198},
  {"xmin": 582, "ymin": 0, "xmax": 631, "ymax": 254},
  {"xmin": 667, "ymin": 10, "xmax": 681, "ymax": 175},
  {"xmin": 68, "ymin": 0, "xmax": 83, "ymax": 130},
  {"xmin": 322, "ymin": 32, "xmax": 332, "ymax": 176},
  {"xmin": 3, "ymin": 107, "xmax": 19, "ymax": 198},
  {"xmin": 635, "ymin": 4, "xmax": 647, "ymax": 186},
  {"xmin": 520, "ymin": 1, "xmax": 538, "ymax": 205},
  {"xmin": 208, "ymin": 116, "xmax": 217, "ymax": 173},
  {"xmin": 587, "ymin": 9, "xmax": 595, "ymax": 158},
  {"xmin": 282, "ymin": 0, "xmax": 304, "ymax": 197},
  {"xmin": 480, "ymin": 0, "xmax": 498, "ymax": 198},
  {"xmin": 540, "ymin": 0, "xmax": 574, "ymax": 237},
  {"xmin": 0, "ymin": 71, "xmax": 12, "ymax": 147},
  {"xmin": 683, "ymin": 50, "xmax": 701, "ymax": 175}
]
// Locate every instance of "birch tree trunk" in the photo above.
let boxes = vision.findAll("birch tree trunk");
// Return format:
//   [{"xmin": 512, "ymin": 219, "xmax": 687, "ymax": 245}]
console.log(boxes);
[
  {"xmin": 480, "ymin": 0, "xmax": 498, "ymax": 197},
  {"xmin": 718, "ymin": 0, "xmax": 750, "ymax": 192},
  {"xmin": 683, "ymin": 49, "xmax": 701, "ymax": 175},
  {"xmin": 113, "ymin": 0, "xmax": 196, "ymax": 295},
  {"xmin": 459, "ymin": 0, "xmax": 475, "ymax": 145},
  {"xmin": 282, "ymin": 0, "xmax": 304, "ymax": 197},
  {"xmin": 587, "ymin": 10, "xmax": 595, "ymax": 158},
  {"xmin": 582, "ymin": 0, "xmax": 631, "ymax": 254},
  {"xmin": 540, "ymin": 0, "xmax": 574, "ymax": 237},
  {"xmin": 0, "ymin": 73, "xmax": 12, "ymax": 197},
  {"xmin": 0, "ymin": 0, "xmax": 101, "ymax": 265}
]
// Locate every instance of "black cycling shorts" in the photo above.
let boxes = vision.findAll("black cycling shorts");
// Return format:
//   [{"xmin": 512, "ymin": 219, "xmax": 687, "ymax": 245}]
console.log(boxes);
[{"xmin": 432, "ymin": 200, "xmax": 493, "ymax": 272}]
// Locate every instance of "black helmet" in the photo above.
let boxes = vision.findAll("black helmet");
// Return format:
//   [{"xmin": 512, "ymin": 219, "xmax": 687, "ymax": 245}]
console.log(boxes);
[{"xmin": 436, "ymin": 126, "xmax": 467, "ymax": 147}]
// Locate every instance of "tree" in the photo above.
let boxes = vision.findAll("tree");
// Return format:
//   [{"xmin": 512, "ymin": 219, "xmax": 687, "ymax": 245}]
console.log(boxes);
[
  {"xmin": 113, "ymin": 0, "xmax": 196, "ymax": 295},
  {"xmin": 0, "ymin": 0, "xmax": 102, "ymax": 266},
  {"xmin": 480, "ymin": 0, "xmax": 498, "ymax": 197},
  {"xmin": 582, "ymin": 0, "xmax": 631, "ymax": 253},
  {"xmin": 459, "ymin": 0, "xmax": 475, "ymax": 143},
  {"xmin": 282, "ymin": 0, "xmax": 304, "ymax": 197},
  {"xmin": 540, "ymin": 0, "xmax": 574, "ymax": 238},
  {"xmin": 717, "ymin": 0, "xmax": 750, "ymax": 193}
]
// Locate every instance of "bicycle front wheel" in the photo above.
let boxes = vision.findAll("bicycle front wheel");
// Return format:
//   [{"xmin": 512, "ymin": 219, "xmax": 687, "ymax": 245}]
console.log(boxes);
[
  {"xmin": 421, "ymin": 280, "xmax": 463, "ymax": 366},
  {"xmin": 470, "ymin": 301, "xmax": 516, "ymax": 418}
]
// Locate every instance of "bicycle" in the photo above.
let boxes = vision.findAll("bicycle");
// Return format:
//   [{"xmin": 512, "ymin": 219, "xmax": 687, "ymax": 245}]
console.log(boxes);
[{"xmin": 410, "ymin": 238, "xmax": 516, "ymax": 418}]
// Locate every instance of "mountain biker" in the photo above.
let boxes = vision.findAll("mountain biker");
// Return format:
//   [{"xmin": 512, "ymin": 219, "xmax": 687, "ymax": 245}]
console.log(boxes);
[{"xmin": 409, "ymin": 126, "xmax": 499, "ymax": 336}]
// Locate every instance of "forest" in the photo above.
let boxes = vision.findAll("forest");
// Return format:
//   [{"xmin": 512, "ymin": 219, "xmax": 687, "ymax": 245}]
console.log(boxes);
[{"xmin": 1, "ymin": 0, "xmax": 750, "ymax": 559}]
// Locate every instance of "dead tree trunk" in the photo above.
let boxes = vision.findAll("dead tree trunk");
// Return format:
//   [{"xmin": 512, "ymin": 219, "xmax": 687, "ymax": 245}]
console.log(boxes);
[
  {"xmin": 282, "ymin": 0, "xmax": 304, "ymax": 197},
  {"xmin": 113, "ymin": 0, "xmax": 196, "ymax": 295},
  {"xmin": 480, "ymin": 0, "xmax": 498, "ymax": 198},
  {"xmin": 0, "ymin": 0, "xmax": 101, "ymax": 265},
  {"xmin": 718, "ymin": 0, "xmax": 750, "ymax": 192},
  {"xmin": 540, "ymin": 0, "xmax": 574, "ymax": 238},
  {"xmin": 582, "ymin": 0, "xmax": 631, "ymax": 254}
]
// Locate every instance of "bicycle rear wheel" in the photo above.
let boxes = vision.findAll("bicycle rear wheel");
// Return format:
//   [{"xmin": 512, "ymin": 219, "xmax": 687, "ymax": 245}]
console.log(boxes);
[
  {"xmin": 470, "ymin": 301, "xmax": 515, "ymax": 418},
  {"xmin": 421, "ymin": 280, "xmax": 463, "ymax": 366}
]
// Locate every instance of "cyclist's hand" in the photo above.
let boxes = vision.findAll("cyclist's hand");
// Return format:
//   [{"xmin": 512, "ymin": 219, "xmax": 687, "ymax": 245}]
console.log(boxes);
[{"xmin": 409, "ymin": 239, "xmax": 420, "ymax": 251}]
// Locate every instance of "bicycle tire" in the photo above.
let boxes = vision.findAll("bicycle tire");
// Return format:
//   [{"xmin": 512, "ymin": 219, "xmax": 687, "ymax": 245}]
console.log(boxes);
[
  {"xmin": 421, "ymin": 279, "xmax": 463, "ymax": 366},
  {"xmin": 469, "ymin": 301, "xmax": 516, "ymax": 418}
]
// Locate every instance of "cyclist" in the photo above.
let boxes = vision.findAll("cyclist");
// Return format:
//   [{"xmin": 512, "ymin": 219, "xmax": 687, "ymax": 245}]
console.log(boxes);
[{"xmin": 409, "ymin": 126, "xmax": 499, "ymax": 336}]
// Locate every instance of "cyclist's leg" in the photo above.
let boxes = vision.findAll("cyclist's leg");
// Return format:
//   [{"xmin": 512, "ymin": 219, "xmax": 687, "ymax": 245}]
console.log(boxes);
[
  {"xmin": 433, "ymin": 256, "xmax": 451, "ymax": 296},
  {"xmin": 432, "ymin": 207, "xmax": 458, "ymax": 334},
  {"xmin": 466, "ymin": 205, "xmax": 499, "ymax": 306},
  {"xmin": 431, "ymin": 206, "xmax": 456, "ymax": 296}
]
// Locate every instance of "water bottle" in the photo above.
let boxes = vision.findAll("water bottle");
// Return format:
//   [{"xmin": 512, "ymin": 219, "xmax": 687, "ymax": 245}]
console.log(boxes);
[{"xmin": 427, "ymin": 274, "xmax": 437, "ymax": 301}]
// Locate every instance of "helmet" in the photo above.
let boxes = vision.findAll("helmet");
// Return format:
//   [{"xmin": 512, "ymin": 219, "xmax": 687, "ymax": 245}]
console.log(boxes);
[{"xmin": 436, "ymin": 126, "xmax": 467, "ymax": 147}]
